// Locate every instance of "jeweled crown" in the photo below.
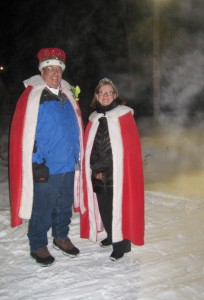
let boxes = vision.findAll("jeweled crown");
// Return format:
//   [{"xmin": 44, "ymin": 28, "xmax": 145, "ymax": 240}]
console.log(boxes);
[{"xmin": 99, "ymin": 77, "xmax": 113, "ymax": 85}]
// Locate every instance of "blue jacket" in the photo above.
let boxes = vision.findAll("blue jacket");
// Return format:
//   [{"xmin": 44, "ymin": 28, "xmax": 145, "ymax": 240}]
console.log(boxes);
[{"xmin": 32, "ymin": 89, "xmax": 80, "ymax": 174}]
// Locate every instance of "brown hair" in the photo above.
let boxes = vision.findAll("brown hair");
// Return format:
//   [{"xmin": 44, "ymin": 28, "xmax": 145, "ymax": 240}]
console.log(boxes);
[{"xmin": 90, "ymin": 78, "xmax": 126, "ymax": 108}]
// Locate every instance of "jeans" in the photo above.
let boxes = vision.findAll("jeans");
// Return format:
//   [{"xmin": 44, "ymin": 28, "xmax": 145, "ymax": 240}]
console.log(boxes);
[{"xmin": 28, "ymin": 172, "xmax": 74, "ymax": 252}]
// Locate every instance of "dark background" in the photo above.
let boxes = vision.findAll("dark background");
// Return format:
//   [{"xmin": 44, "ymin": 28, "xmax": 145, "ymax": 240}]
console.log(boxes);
[{"xmin": 0, "ymin": 0, "xmax": 204, "ymax": 124}]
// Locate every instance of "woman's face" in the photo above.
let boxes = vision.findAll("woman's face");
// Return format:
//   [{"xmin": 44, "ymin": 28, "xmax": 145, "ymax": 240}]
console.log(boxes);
[{"xmin": 96, "ymin": 84, "xmax": 116, "ymax": 106}]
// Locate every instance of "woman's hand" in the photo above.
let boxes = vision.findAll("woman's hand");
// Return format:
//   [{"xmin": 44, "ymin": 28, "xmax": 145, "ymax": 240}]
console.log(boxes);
[{"xmin": 95, "ymin": 173, "xmax": 103, "ymax": 180}]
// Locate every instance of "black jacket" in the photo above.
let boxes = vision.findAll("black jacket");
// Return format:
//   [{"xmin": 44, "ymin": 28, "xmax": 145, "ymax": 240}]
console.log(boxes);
[{"xmin": 90, "ymin": 116, "xmax": 113, "ymax": 194}]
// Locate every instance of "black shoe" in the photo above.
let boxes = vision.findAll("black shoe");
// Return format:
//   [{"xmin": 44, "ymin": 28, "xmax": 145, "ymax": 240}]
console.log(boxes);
[
  {"xmin": 113, "ymin": 239, "xmax": 131, "ymax": 253},
  {"xmin": 124, "ymin": 242, "xmax": 131, "ymax": 253},
  {"xmin": 53, "ymin": 238, "xmax": 80, "ymax": 257},
  {"xmin": 110, "ymin": 250, "xmax": 124, "ymax": 261},
  {"xmin": 99, "ymin": 238, "xmax": 112, "ymax": 248},
  {"xmin": 31, "ymin": 246, "xmax": 55, "ymax": 267}
]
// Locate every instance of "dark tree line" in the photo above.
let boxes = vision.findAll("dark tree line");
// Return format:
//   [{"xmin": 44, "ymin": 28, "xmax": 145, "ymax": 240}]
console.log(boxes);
[{"xmin": 1, "ymin": 0, "xmax": 204, "ymax": 120}]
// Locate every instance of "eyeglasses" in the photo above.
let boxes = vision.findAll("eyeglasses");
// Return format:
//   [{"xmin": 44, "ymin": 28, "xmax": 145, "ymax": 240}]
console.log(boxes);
[
  {"xmin": 45, "ymin": 66, "xmax": 63, "ymax": 74},
  {"xmin": 98, "ymin": 91, "xmax": 115, "ymax": 96}
]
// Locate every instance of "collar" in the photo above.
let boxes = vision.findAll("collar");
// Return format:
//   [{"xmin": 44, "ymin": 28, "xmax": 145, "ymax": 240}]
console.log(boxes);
[
  {"xmin": 47, "ymin": 86, "xmax": 60, "ymax": 95},
  {"xmin": 96, "ymin": 100, "xmax": 118, "ymax": 115}
]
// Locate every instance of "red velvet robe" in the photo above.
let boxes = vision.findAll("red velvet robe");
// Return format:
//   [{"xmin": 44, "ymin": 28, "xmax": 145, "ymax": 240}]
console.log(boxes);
[
  {"xmin": 9, "ymin": 75, "xmax": 84, "ymax": 227},
  {"xmin": 80, "ymin": 106, "xmax": 144, "ymax": 245}
]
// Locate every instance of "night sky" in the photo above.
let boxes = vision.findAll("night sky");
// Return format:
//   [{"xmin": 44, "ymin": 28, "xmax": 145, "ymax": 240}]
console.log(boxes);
[{"xmin": 1, "ymin": 0, "xmax": 204, "ymax": 120}]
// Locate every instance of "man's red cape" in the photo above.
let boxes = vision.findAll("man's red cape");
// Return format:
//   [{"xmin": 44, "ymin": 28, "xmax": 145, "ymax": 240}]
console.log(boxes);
[{"xmin": 9, "ymin": 86, "xmax": 33, "ymax": 227}]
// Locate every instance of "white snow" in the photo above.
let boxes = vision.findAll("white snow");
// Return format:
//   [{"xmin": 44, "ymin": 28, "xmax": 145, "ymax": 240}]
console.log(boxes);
[{"xmin": 1, "ymin": 120, "xmax": 204, "ymax": 300}]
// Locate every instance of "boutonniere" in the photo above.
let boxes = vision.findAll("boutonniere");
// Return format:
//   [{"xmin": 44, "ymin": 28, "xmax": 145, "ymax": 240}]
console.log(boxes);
[{"xmin": 70, "ymin": 85, "xmax": 81, "ymax": 101}]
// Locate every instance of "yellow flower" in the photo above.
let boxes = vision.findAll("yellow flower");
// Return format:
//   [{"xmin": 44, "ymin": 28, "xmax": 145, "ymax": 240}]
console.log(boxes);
[{"xmin": 70, "ymin": 85, "xmax": 81, "ymax": 101}]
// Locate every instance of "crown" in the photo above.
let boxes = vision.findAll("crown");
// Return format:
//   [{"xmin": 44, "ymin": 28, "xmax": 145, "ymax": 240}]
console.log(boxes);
[
  {"xmin": 37, "ymin": 48, "xmax": 66, "ymax": 71},
  {"xmin": 99, "ymin": 77, "xmax": 113, "ymax": 85}
]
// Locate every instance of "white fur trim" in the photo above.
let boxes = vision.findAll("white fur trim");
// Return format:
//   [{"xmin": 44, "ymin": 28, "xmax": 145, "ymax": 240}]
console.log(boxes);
[
  {"xmin": 23, "ymin": 75, "xmax": 46, "ymax": 88},
  {"xmin": 85, "ymin": 120, "xmax": 99, "ymax": 241},
  {"xmin": 18, "ymin": 75, "xmax": 84, "ymax": 219},
  {"xmin": 85, "ymin": 106, "xmax": 131, "ymax": 242},
  {"xmin": 107, "ymin": 117, "xmax": 124, "ymax": 242},
  {"xmin": 62, "ymin": 82, "xmax": 85, "ymax": 213},
  {"xmin": 19, "ymin": 86, "xmax": 43, "ymax": 219},
  {"xmin": 38, "ymin": 59, "xmax": 65, "ymax": 71},
  {"xmin": 89, "ymin": 105, "xmax": 133, "ymax": 122}
]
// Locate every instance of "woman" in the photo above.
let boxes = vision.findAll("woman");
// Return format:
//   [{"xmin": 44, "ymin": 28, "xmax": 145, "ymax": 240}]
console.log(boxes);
[{"xmin": 80, "ymin": 78, "xmax": 144, "ymax": 261}]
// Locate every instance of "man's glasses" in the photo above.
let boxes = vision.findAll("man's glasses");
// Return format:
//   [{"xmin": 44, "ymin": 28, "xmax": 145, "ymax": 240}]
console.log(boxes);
[
  {"xmin": 45, "ymin": 66, "xmax": 63, "ymax": 74},
  {"xmin": 98, "ymin": 91, "xmax": 114, "ymax": 96}
]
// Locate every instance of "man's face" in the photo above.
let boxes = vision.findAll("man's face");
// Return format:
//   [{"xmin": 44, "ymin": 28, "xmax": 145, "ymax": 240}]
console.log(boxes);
[{"xmin": 41, "ymin": 65, "xmax": 63, "ymax": 88}]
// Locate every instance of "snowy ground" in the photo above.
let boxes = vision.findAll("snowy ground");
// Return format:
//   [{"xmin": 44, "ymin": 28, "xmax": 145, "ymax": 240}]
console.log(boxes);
[{"xmin": 0, "ymin": 118, "xmax": 204, "ymax": 299}]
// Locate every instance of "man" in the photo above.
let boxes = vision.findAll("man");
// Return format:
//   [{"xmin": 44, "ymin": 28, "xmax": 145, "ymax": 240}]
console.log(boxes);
[{"xmin": 9, "ymin": 48, "xmax": 84, "ymax": 267}]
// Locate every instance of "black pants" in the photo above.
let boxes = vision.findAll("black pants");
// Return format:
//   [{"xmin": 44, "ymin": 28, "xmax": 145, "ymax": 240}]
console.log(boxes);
[{"xmin": 96, "ymin": 192, "xmax": 131, "ymax": 253}]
